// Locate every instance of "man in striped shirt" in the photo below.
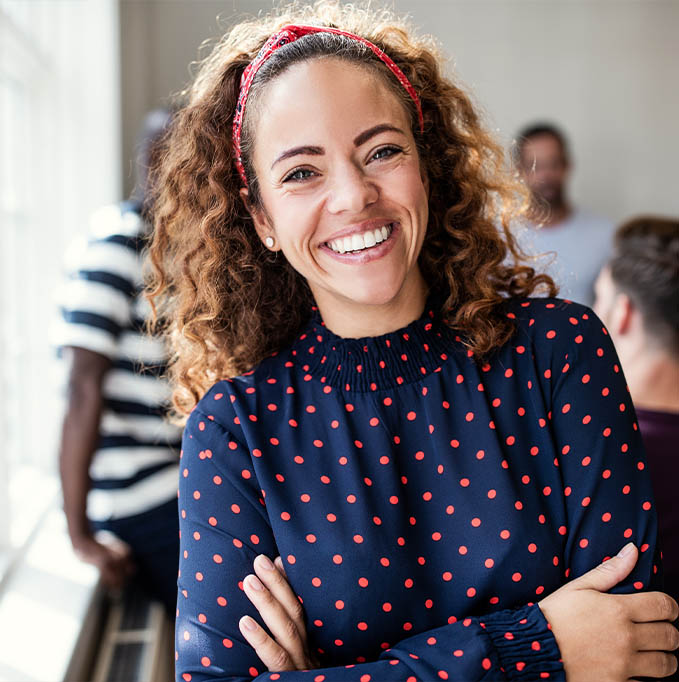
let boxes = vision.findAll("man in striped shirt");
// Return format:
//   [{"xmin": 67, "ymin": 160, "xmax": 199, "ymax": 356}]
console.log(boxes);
[{"xmin": 53, "ymin": 112, "xmax": 180, "ymax": 613}]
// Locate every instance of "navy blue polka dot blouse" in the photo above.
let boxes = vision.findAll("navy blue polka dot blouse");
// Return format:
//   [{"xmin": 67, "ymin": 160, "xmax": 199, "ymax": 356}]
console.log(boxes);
[{"xmin": 176, "ymin": 297, "xmax": 660, "ymax": 682}]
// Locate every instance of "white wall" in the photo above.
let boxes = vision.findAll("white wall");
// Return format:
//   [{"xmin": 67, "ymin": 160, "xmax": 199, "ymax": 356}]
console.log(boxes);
[{"xmin": 120, "ymin": 0, "xmax": 679, "ymax": 223}]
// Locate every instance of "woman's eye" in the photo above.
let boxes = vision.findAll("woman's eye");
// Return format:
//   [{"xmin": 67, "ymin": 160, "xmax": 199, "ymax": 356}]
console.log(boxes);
[
  {"xmin": 282, "ymin": 168, "xmax": 316, "ymax": 183},
  {"xmin": 371, "ymin": 146, "xmax": 401, "ymax": 161}
]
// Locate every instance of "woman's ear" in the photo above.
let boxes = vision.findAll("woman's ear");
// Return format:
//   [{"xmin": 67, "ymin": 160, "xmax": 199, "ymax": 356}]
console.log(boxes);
[{"xmin": 239, "ymin": 187, "xmax": 278, "ymax": 250}]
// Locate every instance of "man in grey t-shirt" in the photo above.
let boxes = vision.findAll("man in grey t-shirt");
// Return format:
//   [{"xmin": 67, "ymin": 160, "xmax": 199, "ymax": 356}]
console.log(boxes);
[{"xmin": 513, "ymin": 123, "xmax": 614, "ymax": 306}]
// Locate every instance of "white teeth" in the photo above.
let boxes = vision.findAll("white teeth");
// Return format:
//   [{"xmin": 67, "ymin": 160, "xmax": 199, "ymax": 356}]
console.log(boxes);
[
  {"xmin": 351, "ymin": 233, "xmax": 365, "ymax": 251},
  {"xmin": 327, "ymin": 223, "xmax": 393, "ymax": 253}
]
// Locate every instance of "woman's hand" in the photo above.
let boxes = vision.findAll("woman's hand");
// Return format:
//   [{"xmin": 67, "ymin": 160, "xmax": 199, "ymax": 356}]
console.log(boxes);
[
  {"xmin": 239, "ymin": 554, "xmax": 321, "ymax": 672},
  {"xmin": 539, "ymin": 542, "xmax": 679, "ymax": 681}
]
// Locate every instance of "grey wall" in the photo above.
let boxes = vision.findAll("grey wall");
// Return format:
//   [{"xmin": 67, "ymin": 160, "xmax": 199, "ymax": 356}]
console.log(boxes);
[
  {"xmin": 120, "ymin": 0, "xmax": 679, "ymax": 223},
  {"xmin": 120, "ymin": 0, "xmax": 272, "ymax": 192}
]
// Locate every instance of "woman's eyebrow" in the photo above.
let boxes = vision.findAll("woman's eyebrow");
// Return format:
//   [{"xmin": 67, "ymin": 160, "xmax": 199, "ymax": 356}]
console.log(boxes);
[
  {"xmin": 271, "ymin": 145, "xmax": 324, "ymax": 170},
  {"xmin": 270, "ymin": 124, "xmax": 405, "ymax": 170},
  {"xmin": 353, "ymin": 123, "xmax": 404, "ymax": 147}
]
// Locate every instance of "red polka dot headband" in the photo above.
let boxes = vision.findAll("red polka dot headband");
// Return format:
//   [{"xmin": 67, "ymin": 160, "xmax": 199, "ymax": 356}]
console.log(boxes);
[{"xmin": 232, "ymin": 24, "xmax": 425, "ymax": 187}]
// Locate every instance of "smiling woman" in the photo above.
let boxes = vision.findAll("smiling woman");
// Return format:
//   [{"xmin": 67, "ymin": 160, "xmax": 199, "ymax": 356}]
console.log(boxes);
[
  {"xmin": 146, "ymin": 2, "xmax": 678, "ymax": 682},
  {"xmin": 242, "ymin": 57, "xmax": 429, "ymax": 335},
  {"xmin": 147, "ymin": 2, "xmax": 553, "ymax": 413}
]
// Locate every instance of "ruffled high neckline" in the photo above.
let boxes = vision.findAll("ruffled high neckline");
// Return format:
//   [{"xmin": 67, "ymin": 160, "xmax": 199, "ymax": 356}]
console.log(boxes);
[{"xmin": 291, "ymin": 301, "xmax": 460, "ymax": 392}]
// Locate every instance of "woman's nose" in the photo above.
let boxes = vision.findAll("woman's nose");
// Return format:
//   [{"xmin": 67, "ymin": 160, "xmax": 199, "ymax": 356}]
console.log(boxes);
[{"xmin": 325, "ymin": 163, "xmax": 378, "ymax": 215}]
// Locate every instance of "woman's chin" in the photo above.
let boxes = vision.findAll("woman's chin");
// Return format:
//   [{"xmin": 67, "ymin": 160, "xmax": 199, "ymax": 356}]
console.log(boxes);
[{"xmin": 319, "ymin": 278, "xmax": 411, "ymax": 311}]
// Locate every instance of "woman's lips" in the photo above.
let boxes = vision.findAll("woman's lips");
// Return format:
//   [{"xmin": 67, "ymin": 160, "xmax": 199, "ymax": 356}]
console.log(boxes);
[{"xmin": 320, "ymin": 222, "xmax": 399, "ymax": 264}]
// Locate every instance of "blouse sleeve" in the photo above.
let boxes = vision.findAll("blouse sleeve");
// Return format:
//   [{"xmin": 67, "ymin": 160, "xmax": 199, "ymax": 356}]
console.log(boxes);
[
  {"xmin": 176, "ymin": 408, "xmax": 564, "ymax": 682},
  {"xmin": 547, "ymin": 309, "xmax": 662, "ymax": 591}
]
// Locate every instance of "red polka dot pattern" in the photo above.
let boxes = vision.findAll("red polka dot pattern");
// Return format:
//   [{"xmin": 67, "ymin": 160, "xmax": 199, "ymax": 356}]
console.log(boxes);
[{"xmin": 176, "ymin": 298, "xmax": 659, "ymax": 681}]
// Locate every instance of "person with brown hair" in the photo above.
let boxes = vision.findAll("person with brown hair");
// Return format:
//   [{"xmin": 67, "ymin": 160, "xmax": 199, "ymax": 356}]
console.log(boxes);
[
  {"xmin": 594, "ymin": 216, "xmax": 679, "ymax": 608},
  {"xmin": 147, "ymin": 3, "xmax": 678, "ymax": 680}
]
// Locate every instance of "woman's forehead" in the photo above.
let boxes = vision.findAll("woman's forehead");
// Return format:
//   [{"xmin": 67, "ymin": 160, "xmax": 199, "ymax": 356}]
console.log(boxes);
[{"xmin": 251, "ymin": 58, "xmax": 410, "ymax": 154}]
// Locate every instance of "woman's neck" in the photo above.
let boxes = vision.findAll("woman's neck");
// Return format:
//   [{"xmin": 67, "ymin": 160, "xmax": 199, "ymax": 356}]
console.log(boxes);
[{"xmin": 313, "ymin": 271, "xmax": 428, "ymax": 339}]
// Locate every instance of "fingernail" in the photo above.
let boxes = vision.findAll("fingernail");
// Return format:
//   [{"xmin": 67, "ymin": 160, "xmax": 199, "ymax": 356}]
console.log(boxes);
[
  {"xmin": 247, "ymin": 574, "xmax": 264, "ymax": 591},
  {"xmin": 257, "ymin": 554, "xmax": 275, "ymax": 571},
  {"xmin": 618, "ymin": 542, "xmax": 635, "ymax": 557},
  {"xmin": 241, "ymin": 616, "xmax": 257, "ymax": 631}
]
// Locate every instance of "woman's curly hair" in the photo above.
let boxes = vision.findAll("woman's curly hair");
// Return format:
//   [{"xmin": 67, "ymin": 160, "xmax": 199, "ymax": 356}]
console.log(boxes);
[{"xmin": 146, "ymin": 0, "xmax": 556, "ymax": 419}]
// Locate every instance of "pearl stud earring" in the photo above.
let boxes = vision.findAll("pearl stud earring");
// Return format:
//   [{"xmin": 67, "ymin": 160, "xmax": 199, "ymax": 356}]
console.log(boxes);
[{"xmin": 264, "ymin": 236, "xmax": 275, "ymax": 248}]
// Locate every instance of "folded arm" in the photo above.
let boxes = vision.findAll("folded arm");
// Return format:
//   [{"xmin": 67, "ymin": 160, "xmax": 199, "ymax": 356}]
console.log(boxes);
[{"xmin": 176, "ymin": 408, "xmax": 563, "ymax": 682}]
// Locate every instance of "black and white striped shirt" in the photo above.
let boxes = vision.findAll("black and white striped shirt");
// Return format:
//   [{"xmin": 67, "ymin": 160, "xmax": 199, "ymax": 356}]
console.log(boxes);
[{"xmin": 53, "ymin": 201, "xmax": 181, "ymax": 521}]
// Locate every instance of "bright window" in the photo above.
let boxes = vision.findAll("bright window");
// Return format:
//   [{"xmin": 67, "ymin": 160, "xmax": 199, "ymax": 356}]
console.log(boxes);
[{"xmin": 0, "ymin": 0, "xmax": 121, "ymax": 560}]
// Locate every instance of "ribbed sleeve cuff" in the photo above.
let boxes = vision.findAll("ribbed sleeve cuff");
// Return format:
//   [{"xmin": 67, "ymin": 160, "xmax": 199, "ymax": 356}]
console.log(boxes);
[{"xmin": 481, "ymin": 603, "xmax": 565, "ymax": 680}]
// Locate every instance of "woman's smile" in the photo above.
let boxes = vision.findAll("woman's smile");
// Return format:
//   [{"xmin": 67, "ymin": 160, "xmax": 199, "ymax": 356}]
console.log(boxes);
[{"xmin": 320, "ymin": 221, "xmax": 399, "ymax": 264}]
